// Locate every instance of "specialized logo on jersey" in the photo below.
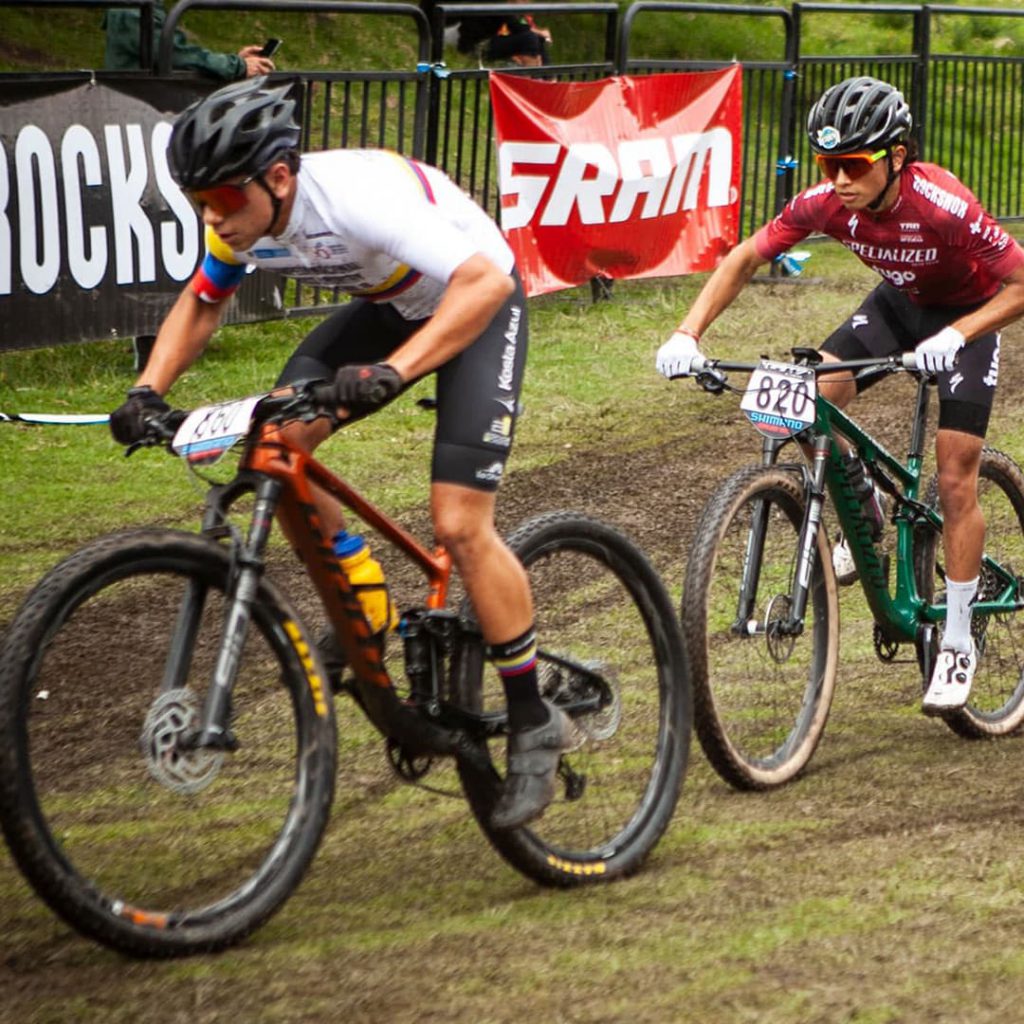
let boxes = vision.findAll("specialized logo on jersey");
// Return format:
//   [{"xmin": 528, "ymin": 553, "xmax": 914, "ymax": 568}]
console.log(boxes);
[
  {"xmin": 851, "ymin": 314, "xmax": 869, "ymax": 330},
  {"xmin": 848, "ymin": 214, "xmax": 859, "ymax": 238},
  {"xmin": 846, "ymin": 242, "xmax": 939, "ymax": 265}
]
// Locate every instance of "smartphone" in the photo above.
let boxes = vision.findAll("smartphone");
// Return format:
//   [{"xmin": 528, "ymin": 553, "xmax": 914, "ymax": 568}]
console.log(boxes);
[{"xmin": 258, "ymin": 38, "xmax": 282, "ymax": 58}]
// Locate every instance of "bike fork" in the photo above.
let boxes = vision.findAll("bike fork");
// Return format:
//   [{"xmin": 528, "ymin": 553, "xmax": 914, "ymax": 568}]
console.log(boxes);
[
  {"xmin": 732, "ymin": 436, "xmax": 789, "ymax": 628},
  {"xmin": 190, "ymin": 477, "xmax": 281, "ymax": 751},
  {"xmin": 787, "ymin": 435, "xmax": 831, "ymax": 629}
]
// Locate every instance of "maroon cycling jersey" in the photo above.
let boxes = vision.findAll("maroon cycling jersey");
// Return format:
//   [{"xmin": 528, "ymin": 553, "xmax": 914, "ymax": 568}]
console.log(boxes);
[{"xmin": 753, "ymin": 162, "xmax": 1024, "ymax": 306}]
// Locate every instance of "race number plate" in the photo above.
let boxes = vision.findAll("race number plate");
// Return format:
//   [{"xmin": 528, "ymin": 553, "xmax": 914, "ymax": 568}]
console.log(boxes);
[
  {"xmin": 739, "ymin": 360, "xmax": 817, "ymax": 439},
  {"xmin": 172, "ymin": 395, "xmax": 265, "ymax": 465}
]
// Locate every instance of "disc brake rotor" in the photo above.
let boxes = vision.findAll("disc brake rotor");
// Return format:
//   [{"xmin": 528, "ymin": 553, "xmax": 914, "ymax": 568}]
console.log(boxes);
[
  {"xmin": 139, "ymin": 688, "xmax": 225, "ymax": 795},
  {"xmin": 764, "ymin": 594, "xmax": 797, "ymax": 664}
]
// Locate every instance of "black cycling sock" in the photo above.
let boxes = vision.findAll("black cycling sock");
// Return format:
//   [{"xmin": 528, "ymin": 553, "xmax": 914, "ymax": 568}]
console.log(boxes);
[{"xmin": 489, "ymin": 627, "xmax": 547, "ymax": 731}]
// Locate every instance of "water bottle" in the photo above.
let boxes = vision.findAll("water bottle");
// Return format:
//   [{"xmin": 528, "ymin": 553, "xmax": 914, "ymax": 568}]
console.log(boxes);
[
  {"xmin": 840, "ymin": 451, "xmax": 885, "ymax": 541},
  {"xmin": 332, "ymin": 530, "xmax": 398, "ymax": 634}
]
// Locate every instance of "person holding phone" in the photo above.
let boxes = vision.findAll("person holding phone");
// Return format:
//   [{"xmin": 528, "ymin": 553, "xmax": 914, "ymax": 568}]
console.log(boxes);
[{"xmin": 102, "ymin": 3, "xmax": 277, "ymax": 81}]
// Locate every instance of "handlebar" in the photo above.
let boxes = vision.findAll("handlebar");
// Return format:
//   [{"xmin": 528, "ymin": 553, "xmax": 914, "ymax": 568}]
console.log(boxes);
[
  {"xmin": 679, "ymin": 350, "xmax": 920, "ymax": 393},
  {"xmin": 132, "ymin": 379, "xmax": 338, "ymax": 454}
]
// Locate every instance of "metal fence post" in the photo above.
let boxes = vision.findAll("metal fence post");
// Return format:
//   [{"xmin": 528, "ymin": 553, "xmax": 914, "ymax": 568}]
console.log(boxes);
[{"xmin": 913, "ymin": 4, "xmax": 930, "ymax": 158}]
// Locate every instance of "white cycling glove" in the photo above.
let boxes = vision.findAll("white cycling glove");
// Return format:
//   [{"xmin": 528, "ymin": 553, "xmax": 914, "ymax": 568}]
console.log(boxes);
[
  {"xmin": 656, "ymin": 329, "xmax": 705, "ymax": 379},
  {"xmin": 914, "ymin": 326, "xmax": 966, "ymax": 374}
]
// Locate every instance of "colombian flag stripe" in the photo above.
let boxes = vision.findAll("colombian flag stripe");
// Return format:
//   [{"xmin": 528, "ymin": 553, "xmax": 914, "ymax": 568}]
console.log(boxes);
[
  {"xmin": 351, "ymin": 264, "xmax": 422, "ymax": 300},
  {"xmin": 351, "ymin": 154, "xmax": 436, "ymax": 302},
  {"xmin": 190, "ymin": 226, "xmax": 246, "ymax": 303}
]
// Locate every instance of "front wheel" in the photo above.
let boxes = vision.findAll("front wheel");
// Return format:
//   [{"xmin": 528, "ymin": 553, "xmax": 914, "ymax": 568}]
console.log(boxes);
[
  {"xmin": 0, "ymin": 529, "xmax": 337, "ymax": 957},
  {"xmin": 455, "ymin": 512, "xmax": 692, "ymax": 886},
  {"xmin": 915, "ymin": 448, "xmax": 1024, "ymax": 739},
  {"xmin": 683, "ymin": 465, "xmax": 840, "ymax": 789}
]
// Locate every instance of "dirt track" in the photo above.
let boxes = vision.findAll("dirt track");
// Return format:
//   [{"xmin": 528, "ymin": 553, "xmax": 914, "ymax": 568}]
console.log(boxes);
[{"xmin": 5, "ymin": 319, "xmax": 1024, "ymax": 1021}]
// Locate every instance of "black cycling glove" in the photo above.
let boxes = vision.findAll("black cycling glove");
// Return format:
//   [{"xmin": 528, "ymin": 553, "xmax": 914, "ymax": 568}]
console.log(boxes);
[
  {"xmin": 109, "ymin": 385, "xmax": 171, "ymax": 445},
  {"xmin": 332, "ymin": 363, "xmax": 404, "ymax": 417}
]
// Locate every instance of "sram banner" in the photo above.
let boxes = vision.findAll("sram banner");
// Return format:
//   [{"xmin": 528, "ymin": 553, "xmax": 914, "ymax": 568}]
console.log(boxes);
[{"xmin": 490, "ymin": 67, "xmax": 742, "ymax": 296}]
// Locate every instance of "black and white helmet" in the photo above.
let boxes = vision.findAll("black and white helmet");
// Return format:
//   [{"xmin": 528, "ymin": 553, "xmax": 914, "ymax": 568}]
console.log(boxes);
[
  {"xmin": 807, "ymin": 76, "xmax": 912, "ymax": 154},
  {"xmin": 168, "ymin": 76, "xmax": 300, "ymax": 189}
]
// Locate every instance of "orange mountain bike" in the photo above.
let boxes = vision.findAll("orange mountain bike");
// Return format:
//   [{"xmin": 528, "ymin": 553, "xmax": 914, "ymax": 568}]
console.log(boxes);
[{"xmin": 0, "ymin": 381, "xmax": 691, "ymax": 957}]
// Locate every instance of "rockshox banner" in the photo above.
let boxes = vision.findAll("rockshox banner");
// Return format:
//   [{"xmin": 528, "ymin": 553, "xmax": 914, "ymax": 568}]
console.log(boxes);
[
  {"xmin": 0, "ymin": 77, "xmax": 281, "ymax": 351},
  {"xmin": 490, "ymin": 67, "xmax": 743, "ymax": 296}
]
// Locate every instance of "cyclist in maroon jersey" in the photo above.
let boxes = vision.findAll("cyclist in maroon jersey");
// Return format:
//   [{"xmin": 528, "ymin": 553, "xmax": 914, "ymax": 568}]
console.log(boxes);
[{"xmin": 657, "ymin": 75, "xmax": 1024, "ymax": 713}]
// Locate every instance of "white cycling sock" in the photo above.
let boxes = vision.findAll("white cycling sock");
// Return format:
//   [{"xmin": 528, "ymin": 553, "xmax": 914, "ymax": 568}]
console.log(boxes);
[{"xmin": 943, "ymin": 576, "xmax": 978, "ymax": 653}]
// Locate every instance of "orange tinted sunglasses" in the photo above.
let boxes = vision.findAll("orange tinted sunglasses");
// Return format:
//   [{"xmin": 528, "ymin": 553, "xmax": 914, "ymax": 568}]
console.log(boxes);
[
  {"xmin": 815, "ymin": 149, "xmax": 888, "ymax": 181},
  {"xmin": 186, "ymin": 174, "xmax": 258, "ymax": 216}
]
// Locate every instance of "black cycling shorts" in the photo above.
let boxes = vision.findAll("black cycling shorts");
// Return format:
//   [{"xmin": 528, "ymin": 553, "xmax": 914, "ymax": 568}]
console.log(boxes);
[
  {"xmin": 820, "ymin": 282, "xmax": 1000, "ymax": 438},
  {"xmin": 276, "ymin": 271, "xmax": 528, "ymax": 492}
]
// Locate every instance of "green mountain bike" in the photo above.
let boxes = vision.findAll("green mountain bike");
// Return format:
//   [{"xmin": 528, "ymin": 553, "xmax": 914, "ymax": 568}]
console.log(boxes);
[{"xmin": 679, "ymin": 349, "xmax": 1024, "ymax": 790}]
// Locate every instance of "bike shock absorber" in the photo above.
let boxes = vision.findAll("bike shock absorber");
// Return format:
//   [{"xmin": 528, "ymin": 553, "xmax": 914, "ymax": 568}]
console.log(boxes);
[{"xmin": 399, "ymin": 609, "xmax": 434, "ymax": 705}]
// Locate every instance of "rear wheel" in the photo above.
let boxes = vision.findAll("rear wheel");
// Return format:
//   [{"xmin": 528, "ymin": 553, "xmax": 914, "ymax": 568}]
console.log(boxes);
[
  {"xmin": 915, "ymin": 448, "xmax": 1024, "ymax": 738},
  {"xmin": 0, "ymin": 529, "xmax": 337, "ymax": 957},
  {"xmin": 455, "ymin": 512, "xmax": 691, "ymax": 885},
  {"xmin": 683, "ymin": 465, "xmax": 840, "ymax": 789}
]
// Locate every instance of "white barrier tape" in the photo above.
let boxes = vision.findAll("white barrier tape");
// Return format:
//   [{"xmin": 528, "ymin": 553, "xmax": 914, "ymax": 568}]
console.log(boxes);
[{"xmin": 0, "ymin": 412, "xmax": 110, "ymax": 425}]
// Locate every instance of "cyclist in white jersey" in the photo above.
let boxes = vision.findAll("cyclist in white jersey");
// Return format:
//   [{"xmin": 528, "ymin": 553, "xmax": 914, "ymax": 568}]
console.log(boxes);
[
  {"xmin": 109, "ymin": 77, "xmax": 571, "ymax": 830},
  {"xmin": 656, "ymin": 76, "xmax": 1024, "ymax": 714}
]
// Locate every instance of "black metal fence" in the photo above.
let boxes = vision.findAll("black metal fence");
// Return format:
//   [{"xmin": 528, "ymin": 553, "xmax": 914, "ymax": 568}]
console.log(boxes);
[
  {"xmin": 12, "ymin": 0, "xmax": 1022, "ymax": 223},
  {"xmin": 4, "ymin": 0, "xmax": 1024, "ymax": 335}
]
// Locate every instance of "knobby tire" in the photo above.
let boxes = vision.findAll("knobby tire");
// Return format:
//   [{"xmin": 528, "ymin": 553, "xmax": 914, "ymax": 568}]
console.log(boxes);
[{"xmin": 0, "ymin": 529, "xmax": 337, "ymax": 957}]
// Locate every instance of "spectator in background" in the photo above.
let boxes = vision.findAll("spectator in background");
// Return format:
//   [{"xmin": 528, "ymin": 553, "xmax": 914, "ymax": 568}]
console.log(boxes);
[
  {"xmin": 451, "ymin": 0, "xmax": 551, "ymax": 67},
  {"xmin": 104, "ymin": 1, "xmax": 276, "ymax": 369},
  {"xmin": 102, "ymin": 1, "xmax": 275, "ymax": 80}
]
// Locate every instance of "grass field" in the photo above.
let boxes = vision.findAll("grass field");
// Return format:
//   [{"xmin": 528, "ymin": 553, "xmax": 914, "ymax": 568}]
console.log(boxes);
[{"xmin": 5, "ymin": 239, "xmax": 1024, "ymax": 1022}]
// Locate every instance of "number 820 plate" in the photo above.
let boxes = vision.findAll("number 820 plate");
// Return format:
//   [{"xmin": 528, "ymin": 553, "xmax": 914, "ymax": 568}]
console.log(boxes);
[{"xmin": 739, "ymin": 360, "xmax": 817, "ymax": 439}]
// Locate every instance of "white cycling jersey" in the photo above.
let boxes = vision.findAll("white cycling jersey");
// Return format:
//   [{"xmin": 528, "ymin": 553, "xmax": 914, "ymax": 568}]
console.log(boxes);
[{"xmin": 192, "ymin": 149, "xmax": 515, "ymax": 321}]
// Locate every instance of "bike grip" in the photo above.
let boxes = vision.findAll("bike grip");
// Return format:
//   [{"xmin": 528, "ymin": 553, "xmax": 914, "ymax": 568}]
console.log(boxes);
[
  {"xmin": 665, "ymin": 354, "xmax": 709, "ymax": 381},
  {"xmin": 310, "ymin": 381, "xmax": 337, "ymax": 410},
  {"xmin": 900, "ymin": 351, "xmax": 918, "ymax": 371},
  {"xmin": 146, "ymin": 408, "xmax": 187, "ymax": 441}
]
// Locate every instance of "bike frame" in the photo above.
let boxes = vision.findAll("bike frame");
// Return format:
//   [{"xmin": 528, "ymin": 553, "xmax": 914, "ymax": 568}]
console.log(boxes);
[
  {"xmin": 807, "ymin": 374, "xmax": 936, "ymax": 642},
  {"xmin": 708, "ymin": 356, "xmax": 1024, "ymax": 646},
  {"xmin": 163, "ymin": 416, "xmax": 472, "ymax": 758}
]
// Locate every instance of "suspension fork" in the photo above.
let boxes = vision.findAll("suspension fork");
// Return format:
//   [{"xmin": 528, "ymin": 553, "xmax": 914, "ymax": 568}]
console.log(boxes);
[
  {"xmin": 158, "ymin": 475, "xmax": 259, "ymax": 697},
  {"xmin": 732, "ymin": 436, "xmax": 789, "ymax": 628},
  {"xmin": 785, "ymin": 433, "xmax": 831, "ymax": 631},
  {"xmin": 188, "ymin": 476, "xmax": 282, "ymax": 750}
]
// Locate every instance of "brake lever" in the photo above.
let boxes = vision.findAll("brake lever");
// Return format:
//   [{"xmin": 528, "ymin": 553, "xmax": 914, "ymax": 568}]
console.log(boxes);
[{"xmin": 695, "ymin": 368, "xmax": 728, "ymax": 394}]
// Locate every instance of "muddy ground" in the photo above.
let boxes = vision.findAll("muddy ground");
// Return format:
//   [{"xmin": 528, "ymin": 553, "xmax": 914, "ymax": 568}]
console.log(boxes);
[{"xmin": 4, "ymin": 331, "xmax": 1024, "ymax": 1023}]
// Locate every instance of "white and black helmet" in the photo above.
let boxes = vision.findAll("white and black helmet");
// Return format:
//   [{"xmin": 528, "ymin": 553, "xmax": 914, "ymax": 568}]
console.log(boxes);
[
  {"xmin": 807, "ymin": 76, "xmax": 912, "ymax": 154},
  {"xmin": 168, "ymin": 76, "xmax": 300, "ymax": 189}
]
